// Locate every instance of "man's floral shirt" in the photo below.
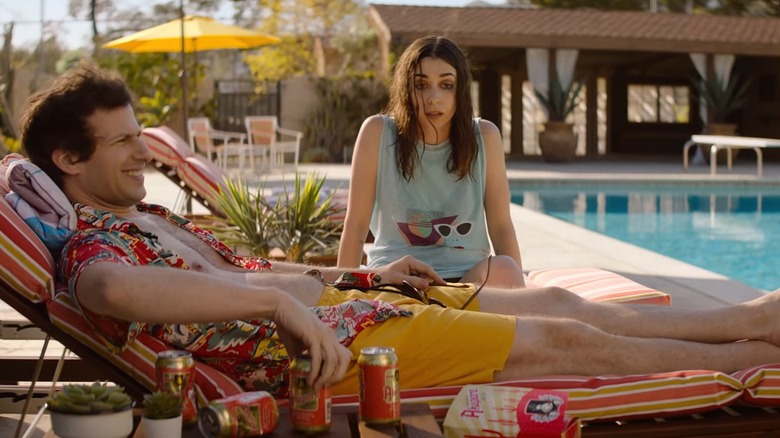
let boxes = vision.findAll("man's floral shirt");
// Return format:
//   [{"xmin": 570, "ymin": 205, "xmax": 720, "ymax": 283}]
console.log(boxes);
[{"xmin": 58, "ymin": 202, "xmax": 409, "ymax": 397}]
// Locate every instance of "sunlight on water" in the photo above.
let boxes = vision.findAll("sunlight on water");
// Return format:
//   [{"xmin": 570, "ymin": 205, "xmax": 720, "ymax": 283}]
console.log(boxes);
[{"xmin": 511, "ymin": 184, "xmax": 780, "ymax": 291}]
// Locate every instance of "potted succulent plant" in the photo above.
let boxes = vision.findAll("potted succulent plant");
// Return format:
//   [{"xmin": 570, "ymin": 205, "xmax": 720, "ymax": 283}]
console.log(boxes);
[
  {"xmin": 535, "ymin": 74, "xmax": 584, "ymax": 163},
  {"xmin": 692, "ymin": 72, "xmax": 752, "ymax": 161},
  {"xmin": 47, "ymin": 381, "xmax": 134, "ymax": 438},
  {"xmin": 142, "ymin": 391, "xmax": 184, "ymax": 438}
]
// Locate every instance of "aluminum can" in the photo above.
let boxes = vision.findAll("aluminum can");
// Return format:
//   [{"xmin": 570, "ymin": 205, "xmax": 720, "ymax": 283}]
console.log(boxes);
[
  {"xmin": 290, "ymin": 354, "xmax": 332, "ymax": 433},
  {"xmin": 156, "ymin": 350, "xmax": 197, "ymax": 425},
  {"xmin": 198, "ymin": 391, "xmax": 279, "ymax": 437},
  {"xmin": 358, "ymin": 346, "xmax": 400, "ymax": 424}
]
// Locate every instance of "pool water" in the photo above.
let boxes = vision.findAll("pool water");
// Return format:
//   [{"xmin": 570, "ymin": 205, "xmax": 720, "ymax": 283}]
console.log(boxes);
[{"xmin": 511, "ymin": 184, "xmax": 780, "ymax": 291}]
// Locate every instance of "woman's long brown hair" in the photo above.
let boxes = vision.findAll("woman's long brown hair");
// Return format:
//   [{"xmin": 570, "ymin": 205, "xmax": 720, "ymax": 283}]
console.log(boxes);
[{"xmin": 384, "ymin": 36, "xmax": 477, "ymax": 182}]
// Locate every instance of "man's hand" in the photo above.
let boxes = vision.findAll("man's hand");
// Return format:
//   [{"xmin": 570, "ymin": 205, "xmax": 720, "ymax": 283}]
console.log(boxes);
[
  {"xmin": 375, "ymin": 255, "xmax": 446, "ymax": 289},
  {"xmin": 272, "ymin": 293, "xmax": 351, "ymax": 389}
]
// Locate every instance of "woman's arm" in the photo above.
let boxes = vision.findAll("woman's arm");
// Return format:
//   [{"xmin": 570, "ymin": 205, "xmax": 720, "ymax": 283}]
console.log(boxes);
[
  {"xmin": 269, "ymin": 256, "xmax": 444, "ymax": 289},
  {"xmin": 480, "ymin": 120, "xmax": 523, "ymax": 270},
  {"xmin": 337, "ymin": 116, "xmax": 384, "ymax": 268}
]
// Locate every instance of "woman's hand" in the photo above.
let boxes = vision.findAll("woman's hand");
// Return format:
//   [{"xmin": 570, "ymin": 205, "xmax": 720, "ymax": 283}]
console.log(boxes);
[
  {"xmin": 375, "ymin": 255, "xmax": 446, "ymax": 289},
  {"xmin": 272, "ymin": 293, "xmax": 351, "ymax": 389}
]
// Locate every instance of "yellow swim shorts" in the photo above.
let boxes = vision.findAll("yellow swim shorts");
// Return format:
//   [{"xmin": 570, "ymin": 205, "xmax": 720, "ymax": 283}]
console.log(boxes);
[{"xmin": 317, "ymin": 284, "xmax": 516, "ymax": 395}]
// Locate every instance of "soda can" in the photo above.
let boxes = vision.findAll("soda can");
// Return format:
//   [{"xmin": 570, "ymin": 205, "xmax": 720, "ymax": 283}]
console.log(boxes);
[
  {"xmin": 358, "ymin": 346, "xmax": 400, "ymax": 424},
  {"xmin": 290, "ymin": 354, "xmax": 332, "ymax": 433},
  {"xmin": 156, "ymin": 350, "xmax": 197, "ymax": 425},
  {"xmin": 198, "ymin": 391, "xmax": 279, "ymax": 437}
]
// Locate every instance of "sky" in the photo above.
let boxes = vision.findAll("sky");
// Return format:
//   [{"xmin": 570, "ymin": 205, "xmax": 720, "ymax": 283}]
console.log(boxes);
[{"xmin": 0, "ymin": 0, "xmax": 505, "ymax": 50}]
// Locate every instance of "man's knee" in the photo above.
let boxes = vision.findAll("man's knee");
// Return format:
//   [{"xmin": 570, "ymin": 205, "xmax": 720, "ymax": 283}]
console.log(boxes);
[
  {"xmin": 534, "ymin": 286, "xmax": 582, "ymax": 307},
  {"xmin": 506, "ymin": 317, "xmax": 599, "ymax": 375}
]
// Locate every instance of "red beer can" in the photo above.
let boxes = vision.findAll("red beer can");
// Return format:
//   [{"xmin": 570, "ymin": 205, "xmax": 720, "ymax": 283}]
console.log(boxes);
[
  {"xmin": 198, "ymin": 391, "xmax": 279, "ymax": 437},
  {"xmin": 358, "ymin": 346, "xmax": 400, "ymax": 424},
  {"xmin": 290, "ymin": 354, "xmax": 332, "ymax": 433},
  {"xmin": 156, "ymin": 350, "xmax": 197, "ymax": 425}
]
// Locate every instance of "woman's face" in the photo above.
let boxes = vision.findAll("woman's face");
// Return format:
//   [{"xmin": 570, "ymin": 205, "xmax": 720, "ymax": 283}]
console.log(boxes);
[{"xmin": 413, "ymin": 56, "xmax": 457, "ymax": 143}]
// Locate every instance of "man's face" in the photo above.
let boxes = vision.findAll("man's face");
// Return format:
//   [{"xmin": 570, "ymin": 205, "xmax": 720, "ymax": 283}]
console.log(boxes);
[{"xmin": 66, "ymin": 104, "xmax": 150, "ymax": 213}]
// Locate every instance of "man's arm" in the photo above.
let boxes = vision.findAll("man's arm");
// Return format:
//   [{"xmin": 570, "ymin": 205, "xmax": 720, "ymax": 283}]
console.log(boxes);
[{"xmin": 76, "ymin": 262, "xmax": 350, "ymax": 388}]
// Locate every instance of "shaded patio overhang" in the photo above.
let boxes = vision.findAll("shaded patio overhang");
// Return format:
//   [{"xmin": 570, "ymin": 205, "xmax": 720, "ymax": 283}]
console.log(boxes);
[{"xmin": 369, "ymin": 4, "xmax": 780, "ymax": 58}]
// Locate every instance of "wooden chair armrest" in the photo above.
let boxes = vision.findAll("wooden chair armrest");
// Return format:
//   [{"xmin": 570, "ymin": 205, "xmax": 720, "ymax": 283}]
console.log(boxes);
[
  {"xmin": 277, "ymin": 127, "xmax": 303, "ymax": 139},
  {"xmin": 210, "ymin": 130, "xmax": 247, "ymax": 144}
]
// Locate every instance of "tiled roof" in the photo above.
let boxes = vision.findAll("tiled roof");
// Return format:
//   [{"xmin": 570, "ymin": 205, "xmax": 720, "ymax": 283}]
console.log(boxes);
[{"xmin": 369, "ymin": 4, "xmax": 780, "ymax": 56}]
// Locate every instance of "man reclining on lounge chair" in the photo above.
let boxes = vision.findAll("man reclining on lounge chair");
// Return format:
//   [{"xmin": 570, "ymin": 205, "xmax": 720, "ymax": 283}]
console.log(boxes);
[{"xmin": 18, "ymin": 65, "xmax": 780, "ymax": 398}]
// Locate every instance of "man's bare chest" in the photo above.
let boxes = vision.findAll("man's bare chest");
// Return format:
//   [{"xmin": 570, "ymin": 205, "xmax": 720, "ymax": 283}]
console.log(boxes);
[{"xmin": 131, "ymin": 215, "xmax": 236, "ymax": 273}]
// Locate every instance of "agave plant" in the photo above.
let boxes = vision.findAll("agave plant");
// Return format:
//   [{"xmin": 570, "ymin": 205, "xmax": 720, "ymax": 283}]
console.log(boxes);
[
  {"xmin": 210, "ymin": 172, "xmax": 344, "ymax": 262},
  {"xmin": 535, "ymin": 74, "xmax": 585, "ymax": 122},
  {"xmin": 212, "ymin": 177, "xmax": 275, "ymax": 257},
  {"xmin": 692, "ymin": 72, "xmax": 751, "ymax": 123},
  {"xmin": 48, "ymin": 381, "xmax": 133, "ymax": 414},
  {"xmin": 272, "ymin": 173, "xmax": 344, "ymax": 262}
]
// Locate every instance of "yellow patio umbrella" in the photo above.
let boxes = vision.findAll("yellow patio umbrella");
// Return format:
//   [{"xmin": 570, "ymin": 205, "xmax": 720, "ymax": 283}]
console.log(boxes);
[
  {"xmin": 102, "ymin": 15, "xmax": 280, "ymax": 137},
  {"xmin": 102, "ymin": 15, "xmax": 280, "ymax": 53}
]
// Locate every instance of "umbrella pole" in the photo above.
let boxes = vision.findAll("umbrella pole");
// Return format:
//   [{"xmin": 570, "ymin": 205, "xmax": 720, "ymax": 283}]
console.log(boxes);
[
  {"xmin": 179, "ymin": 0, "xmax": 188, "ymax": 142},
  {"xmin": 178, "ymin": 0, "xmax": 192, "ymax": 214}
]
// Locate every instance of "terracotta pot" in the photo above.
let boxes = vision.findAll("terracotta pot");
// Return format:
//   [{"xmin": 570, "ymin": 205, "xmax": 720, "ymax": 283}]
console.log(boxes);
[
  {"xmin": 701, "ymin": 123, "xmax": 739, "ymax": 163},
  {"xmin": 538, "ymin": 121, "xmax": 577, "ymax": 163}
]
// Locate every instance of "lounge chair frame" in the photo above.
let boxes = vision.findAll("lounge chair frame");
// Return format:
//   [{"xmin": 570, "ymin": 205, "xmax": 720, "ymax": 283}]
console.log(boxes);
[{"xmin": 0, "ymin": 280, "xmax": 148, "ymax": 437}]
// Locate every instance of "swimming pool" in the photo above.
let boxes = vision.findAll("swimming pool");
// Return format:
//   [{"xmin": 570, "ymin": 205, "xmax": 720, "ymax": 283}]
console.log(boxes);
[{"xmin": 510, "ymin": 183, "xmax": 780, "ymax": 291}]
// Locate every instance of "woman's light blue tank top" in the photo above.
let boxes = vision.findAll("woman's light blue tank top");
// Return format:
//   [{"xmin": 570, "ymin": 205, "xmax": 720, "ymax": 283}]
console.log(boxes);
[{"xmin": 367, "ymin": 116, "xmax": 489, "ymax": 279}]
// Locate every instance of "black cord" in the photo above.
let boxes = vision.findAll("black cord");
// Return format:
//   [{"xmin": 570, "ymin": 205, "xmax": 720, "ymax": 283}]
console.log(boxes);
[{"xmin": 459, "ymin": 255, "xmax": 492, "ymax": 310}]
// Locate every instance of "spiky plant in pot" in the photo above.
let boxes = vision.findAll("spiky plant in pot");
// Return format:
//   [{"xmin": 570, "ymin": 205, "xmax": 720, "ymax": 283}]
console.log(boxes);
[{"xmin": 143, "ymin": 391, "xmax": 183, "ymax": 419}]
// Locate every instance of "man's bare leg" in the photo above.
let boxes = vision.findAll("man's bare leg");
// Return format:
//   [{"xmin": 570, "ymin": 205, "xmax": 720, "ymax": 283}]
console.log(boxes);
[
  {"xmin": 477, "ymin": 286, "xmax": 780, "ymax": 346},
  {"xmin": 494, "ymin": 317, "xmax": 780, "ymax": 381}
]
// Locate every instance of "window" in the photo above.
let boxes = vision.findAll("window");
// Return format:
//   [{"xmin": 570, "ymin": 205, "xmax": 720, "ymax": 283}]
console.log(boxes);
[{"xmin": 627, "ymin": 84, "xmax": 689, "ymax": 123}]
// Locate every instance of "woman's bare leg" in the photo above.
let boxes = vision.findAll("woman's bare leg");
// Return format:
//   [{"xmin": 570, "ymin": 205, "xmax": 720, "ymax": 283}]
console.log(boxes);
[{"xmin": 460, "ymin": 255, "xmax": 526, "ymax": 288}]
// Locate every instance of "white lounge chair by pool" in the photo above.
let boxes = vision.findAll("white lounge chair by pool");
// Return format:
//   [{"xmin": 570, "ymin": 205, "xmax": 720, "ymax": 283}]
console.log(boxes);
[{"xmin": 683, "ymin": 134, "xmax": 780, "ymax": 176}]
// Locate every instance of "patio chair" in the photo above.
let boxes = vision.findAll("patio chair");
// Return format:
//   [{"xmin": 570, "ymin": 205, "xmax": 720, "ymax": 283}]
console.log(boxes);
[
  {"xmin": 142, "ymin": 126, "xmax": 227, "ymax": 218},
  {"xmin": 187, "ymin": 117, "xmax": 251, "ymax": 173},
  {"xmin": 6, "ymin": 157, "xmax": 780, "ymax": 437},
  {"xmin": 244, "ymin": 115, "xmax": 302, "ymax": 170}
]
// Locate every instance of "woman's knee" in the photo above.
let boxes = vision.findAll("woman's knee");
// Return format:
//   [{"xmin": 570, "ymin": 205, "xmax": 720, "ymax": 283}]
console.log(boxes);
[{"xmin": 480, "ymin": 255, "xmax": 525, "ymax": 288}]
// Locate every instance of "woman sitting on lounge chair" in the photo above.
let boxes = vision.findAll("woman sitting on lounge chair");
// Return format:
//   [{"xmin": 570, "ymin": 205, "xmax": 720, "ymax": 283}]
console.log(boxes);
[{"xmin": 338, "ymin": 36, "xmax": 525, "ymax": 288}]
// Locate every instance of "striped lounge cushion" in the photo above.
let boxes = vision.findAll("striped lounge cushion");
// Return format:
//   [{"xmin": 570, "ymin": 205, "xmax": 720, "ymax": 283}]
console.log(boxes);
[
  {"xmin": 333, "ymin": 370, "xmax": 743, "ymax": 422},
  {"xmin": 176, "ymin": 155, "xmax": 226, "ymax": 214},
  {"xmin": 141, "ymin": 126, "xmax": 194, "ymax": 168},
  {"xmin": 47, "ymin": 287, "xmax": 243, "ymax": 401},
  {"xmin": 527, "ymin": 267, "xmax": 671, "ymax": 305},
  {"xmin": 733, "ymin": 363, "xmax": 780, "ymax": 405},
  {"xmin": 0, "ymin": 197, "xmax": 54, "ymax": 302}
]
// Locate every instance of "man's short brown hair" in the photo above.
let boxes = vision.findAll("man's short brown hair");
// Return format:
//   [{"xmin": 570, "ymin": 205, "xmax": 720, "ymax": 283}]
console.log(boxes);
[{"xmin": 20, "ymin": 64, "xmax": 134, "ymax": 187}]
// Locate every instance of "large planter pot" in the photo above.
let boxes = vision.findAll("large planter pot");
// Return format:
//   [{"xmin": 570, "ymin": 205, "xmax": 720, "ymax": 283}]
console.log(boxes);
[
  {"xmin": 701, "ymin": 123, "xmax": 739, "ymax": 163},
  {"xmin": 142, "ymin": 415, "xmax": 183, "ymax": 438},
  {"xmin": 49, "ymin": 407, "xmax": 134, "ymax": 438},
  {"xmin": 539, "ymin": 121, "xmax": 577, "ymax": 163}
]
